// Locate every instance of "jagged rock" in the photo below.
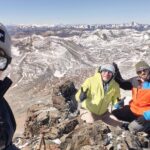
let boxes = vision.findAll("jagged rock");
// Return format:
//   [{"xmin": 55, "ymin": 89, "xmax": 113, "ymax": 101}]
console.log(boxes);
[
  {"xmin": 60, "ymin": 120, "xmax": 150, "ymax": 150},
  {"xmin": 52, "ymin": 80, "xmax": 77, "ymax": 113},
  {"xmin": 51, "ymin": 91, "xmax": 67, "ymax": 111},
  {"xmin": 15, "ymin": 102, "xmax": 150, "ymax": 150},
  {"xmin": 24, "ymin": 104, "xmax": 62, "ymax": 138},
  {"xmin": 14, "ymin": 80, "xmax": 150, "ymax": 150},
  {"xmin": 60, "ymin": 121, "xmax": 108, "ymax": 150},
  {"xmin": 44, "ymin": 119, "xmax": 79, "ymax": 140},
  {"xmin": 58, "ymin": 80, "xmax": 77, "ymax": 99}
]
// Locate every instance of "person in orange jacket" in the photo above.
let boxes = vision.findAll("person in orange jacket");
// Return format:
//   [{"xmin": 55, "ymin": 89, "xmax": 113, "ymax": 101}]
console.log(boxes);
[{"xmin": 113, "ymin": 61, "xmax": 150, "ymax": 133}]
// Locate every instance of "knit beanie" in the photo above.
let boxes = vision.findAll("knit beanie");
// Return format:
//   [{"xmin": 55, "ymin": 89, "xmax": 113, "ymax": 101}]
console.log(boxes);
[
  {"xmin": 0, "ymin": 23, "xmax": 11, "ymax": 57},
  {"xmin": 100, "ymin": 64, "xmax": 115, "ymax": 75},
  {"xmin": 135, "ymin": 61, "xmax": 150, "ymax": 72}
]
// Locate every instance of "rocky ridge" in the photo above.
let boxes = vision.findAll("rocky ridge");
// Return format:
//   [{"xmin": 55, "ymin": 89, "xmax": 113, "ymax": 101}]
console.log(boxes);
[
  {"xmin": 13, "ymin": 80, "xmax": 150, "ymax": 150},
  {"xmin": 4, "ymin": 25, "xmax": 150, "ymax": 148}
]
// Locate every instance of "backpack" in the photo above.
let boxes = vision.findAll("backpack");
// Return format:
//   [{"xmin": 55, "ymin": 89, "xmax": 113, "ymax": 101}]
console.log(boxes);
[
  {"xmin": 59, "ymin": 80, "xmax": 78, "ymax": 113},
  {"xmin": 59, "ymin": 80, "xmax": 77, "ymax": 100}
]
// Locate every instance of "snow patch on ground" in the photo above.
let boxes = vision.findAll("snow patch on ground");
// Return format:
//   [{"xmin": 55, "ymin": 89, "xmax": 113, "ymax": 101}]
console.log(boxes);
[
  {"xmin": 12, "ymin": 46, "xmax": 20, "ymax": 56},
  {"xmin": 54, "ymin": 70, "xmax": 65, "ymax": 78}
]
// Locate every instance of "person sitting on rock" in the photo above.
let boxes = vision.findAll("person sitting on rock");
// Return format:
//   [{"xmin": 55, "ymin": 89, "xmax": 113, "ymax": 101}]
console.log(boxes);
[
  {"xmin": 0, "ymin": 23, "xmax": 19, "ymax": 149},
  {"xmin": 75, "ymin": 63, "xmax": 122, "ymax": 127},
  {"xmin": 113, "ymin": 60, "xmax": 150, "ymax": 133}
]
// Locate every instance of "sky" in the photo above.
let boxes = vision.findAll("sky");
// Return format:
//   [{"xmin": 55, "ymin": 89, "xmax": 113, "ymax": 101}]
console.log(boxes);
[{"xmin": 1, "ymin": 0, "xmax": 150, "ymax": 25}]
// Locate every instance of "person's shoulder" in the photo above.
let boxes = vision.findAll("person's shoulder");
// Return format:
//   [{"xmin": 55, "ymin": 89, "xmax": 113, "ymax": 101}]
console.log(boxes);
[
  {"xmin": 84, "ymin": 72, "xmax": 100, "ymax": 83},
  {"xmin": 130, "ymin": 76, "xmax": 138, "ymax": 81},
  {"xmin": 112, "ymin": 79, "xmax": 122, "ymax": 90},
  {"xmin": 113, "ymin": 80, "xmax": 120, "ymax": 87},
  {"xmin": 129, "ymin": 76, "xmax": 140, "ymax": 85}
]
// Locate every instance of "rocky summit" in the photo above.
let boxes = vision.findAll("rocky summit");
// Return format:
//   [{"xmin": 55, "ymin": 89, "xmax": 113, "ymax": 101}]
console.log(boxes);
[
  {"xmin": 13, "ymin": 80, "xmax": 150, "ymax": 150},
  {"xmin": 3, "ymin": 24, "xmax": 150, "ymax": 149}
]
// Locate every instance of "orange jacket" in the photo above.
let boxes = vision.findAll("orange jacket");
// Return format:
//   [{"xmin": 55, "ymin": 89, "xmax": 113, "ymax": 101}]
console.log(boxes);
[{"xmin": 130, "ymin": 88, "xmax": 150, "ymax": 116}]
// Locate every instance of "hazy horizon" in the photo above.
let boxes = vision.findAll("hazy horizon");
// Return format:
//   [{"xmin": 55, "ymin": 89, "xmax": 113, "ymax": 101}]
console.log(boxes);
[{"xmin": 1, "ymin": 0, "xmax": 150, "ymax": 25}]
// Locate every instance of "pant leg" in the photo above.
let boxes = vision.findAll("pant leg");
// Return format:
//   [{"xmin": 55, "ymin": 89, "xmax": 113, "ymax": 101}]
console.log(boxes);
[
  {"xmin": 101, "ymin": 111, "xmax": 123, "ymax": 127},
  {"xmin": 128, "ymin": 119, "xmax": 150, "ymax": 133},
  {"xmin": 112, "ymin": 105, "xmax": 137, "ymax": 122},
  {"xmin": 80, "ymin": 108, "xmax": 108, "ymax": 123},
  {"xmin": 6, "ymin": 144, "xmax": 20, "ymax": 150},
  {"xmin": 80, "ymin": 108, "xmax": 122, "ymax": 127}
]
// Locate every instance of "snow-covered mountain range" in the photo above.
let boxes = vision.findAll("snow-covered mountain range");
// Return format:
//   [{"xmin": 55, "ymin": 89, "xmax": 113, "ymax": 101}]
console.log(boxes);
[
  {"xmin": 6, "ymin": 22, "xmax": 150, "ymax": 34},
  {"xmin": 5, "ymin": 23, "xmax": 150, "ymax": 135}
]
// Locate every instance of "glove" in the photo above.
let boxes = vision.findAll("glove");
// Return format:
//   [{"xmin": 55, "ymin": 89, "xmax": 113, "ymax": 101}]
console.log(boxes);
[
  {"xmin": 113, "ymin": 62, "xmax": 123, "ymax": 81},
  {"xmin": 98, "ymin": 66, "xmax": 101, "ymax": 73},
  {"xmin": 113, "ymin": 62, "xmax": 119, "ymax": 73},
  {"xmin": 114, "ymin": 97, "xmax": 125, "ymax": 109},
  {"xmin": 79, "ymin": 87, "xmax": 88, "ymax": 102}
]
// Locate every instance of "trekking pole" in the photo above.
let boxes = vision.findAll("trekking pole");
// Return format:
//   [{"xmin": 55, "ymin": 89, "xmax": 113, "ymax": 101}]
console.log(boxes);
[
  {"xmin": 37, "ymin": 133, "xmax": 44, "ymax": 150},
  {"xmin": 37, "ymin": 135, "xmax": 42, "ymax": 150}
]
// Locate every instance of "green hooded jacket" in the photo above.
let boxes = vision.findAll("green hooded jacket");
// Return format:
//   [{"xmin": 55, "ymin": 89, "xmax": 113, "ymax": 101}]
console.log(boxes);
[{"xmin": 76, "ymin": 72, "xmax": 120, "ymax": 115}]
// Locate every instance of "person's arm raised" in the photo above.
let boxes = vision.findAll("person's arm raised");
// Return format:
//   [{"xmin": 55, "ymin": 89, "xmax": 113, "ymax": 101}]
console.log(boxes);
[{"xmin": 113, "ymin": 62, "xmax": 132, "ymax": 90}]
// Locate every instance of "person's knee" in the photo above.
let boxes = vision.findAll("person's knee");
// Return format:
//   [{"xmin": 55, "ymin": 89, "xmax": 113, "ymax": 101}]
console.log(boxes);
[
  {"xmin": 111, "ymin": 109, "xmax": 121, "ymax": 119},
  {"xmin": 80, "ymin": 110, "xmax": 95, "ymax": 123},
  {"xmin": 128, "ymin": 120, "xmax": 144, "ymax": 133},
  {"xmin": 111, "ymin": 109, "xmax": 118, "ymax": 116}
]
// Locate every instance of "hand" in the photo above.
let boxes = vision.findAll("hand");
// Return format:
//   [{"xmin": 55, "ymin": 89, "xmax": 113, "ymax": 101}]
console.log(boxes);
[
  {"xmin": 98, "ymin": 66, "xmax": 101, "ymax": 72},
  {"xmin": 113, "ymin": 62, "xmax": 122, "ymax": 81},
  {"xmin": 79, "ymin": 87, "xmax": 88, "ymax": 102},
  {"xmin": 136, "ymin": 116, "xmax": 146, "ymax": 125},
  {"xmin": 113, "ymin": 62, "xmax": 119, "ymax": 73},
  {"xmin": 114, "ymin": 97, "xmax": 125, "ymax": 109}
]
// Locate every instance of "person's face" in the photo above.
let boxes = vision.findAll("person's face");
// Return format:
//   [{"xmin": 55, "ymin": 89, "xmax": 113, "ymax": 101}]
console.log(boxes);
[
  {"xmin": 0, "ymin": 48, "xmax": 11, "ymax": 71},
  {"xmin": 101, "ymin": 69, "xmax": 113, "ymax": 82},
  {"xmin": 137, "ymin": 69, "xmax": 150, "ymax": 81}
]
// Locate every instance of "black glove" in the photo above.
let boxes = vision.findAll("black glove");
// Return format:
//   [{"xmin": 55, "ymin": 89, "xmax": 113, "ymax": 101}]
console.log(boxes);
[
  {"xmin": 113, "ymin": 62, "xmax": 123, "ymax": 81},
  {"xmin": 98, "ymin": 66, "xmax": 101, "ymax": 73},
  {"xmin": 113, "ymin": 62, "xmax": 119, "ymax": 72},
  {"xmin": 136, "ymin": 116, "xmax": 146, "ymax": 125},
  {"xmin": 79, "ymin": 87, "xmax": 88, "ymax": 102}
]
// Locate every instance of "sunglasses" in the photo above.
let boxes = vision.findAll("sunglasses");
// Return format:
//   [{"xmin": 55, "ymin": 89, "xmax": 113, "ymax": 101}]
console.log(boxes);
[
  {"xmin": 137, "ymin": 69, "xmax": 149, "ymax": 75},
  {"xmin": 0, "ymin": 49, "xmax": 11, "ymax": 71}
]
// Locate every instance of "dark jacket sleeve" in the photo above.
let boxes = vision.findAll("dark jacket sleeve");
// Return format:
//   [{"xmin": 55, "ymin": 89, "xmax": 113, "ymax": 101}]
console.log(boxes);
[
  {"xmin": 0, "ymin": 98, "xmax": 16, "ymax": 147},
  {"xmin": 115, "ymin": 77, "xmax": 133, "ymax": 90},
  {"xmin": 113, "ymin": 63, "xmax": 133, "ymax": 90},
  {"xmin": 114, "ymin": 68, "xmax": 134, "ymax": 90}
]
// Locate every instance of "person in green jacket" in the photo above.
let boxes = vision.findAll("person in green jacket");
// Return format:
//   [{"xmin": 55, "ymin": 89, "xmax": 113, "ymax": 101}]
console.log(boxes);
[{"xmin": 76, "ymin": 64, "xmax": 122, "ymax": 126}]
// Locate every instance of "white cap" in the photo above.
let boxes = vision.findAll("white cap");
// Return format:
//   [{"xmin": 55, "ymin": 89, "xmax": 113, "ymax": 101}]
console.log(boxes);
[
  {"xmin": 100, "ymin": 64, "xmax": 115, "ymax": 75},
  {"xmin": 0, "ymin": 23, "xmax": 11, "ymax": 57}
]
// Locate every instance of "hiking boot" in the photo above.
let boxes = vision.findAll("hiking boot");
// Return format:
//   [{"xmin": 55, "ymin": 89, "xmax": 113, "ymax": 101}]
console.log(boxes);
[{"xmin": 121, "ymin": 123, "xmax": 129, "ymax": 130}]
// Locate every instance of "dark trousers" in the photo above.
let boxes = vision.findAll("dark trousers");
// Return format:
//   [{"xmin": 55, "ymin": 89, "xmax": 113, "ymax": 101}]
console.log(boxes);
[{"xmin": 112, "ymin": 105, "xmax": 137, "ymax": 122}]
